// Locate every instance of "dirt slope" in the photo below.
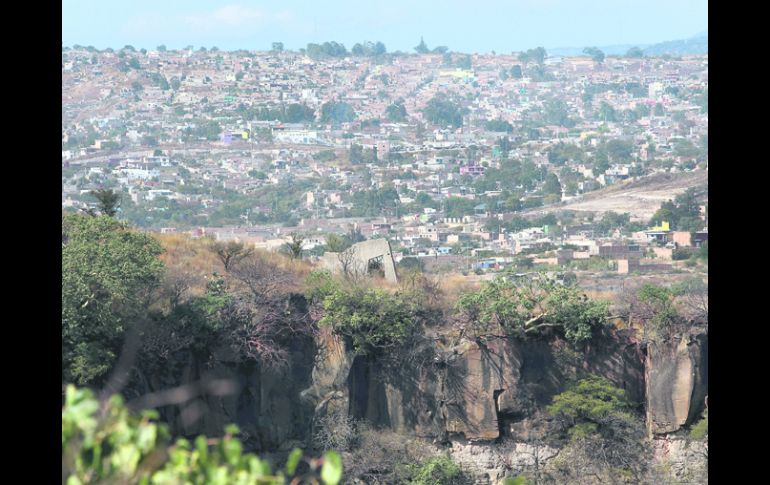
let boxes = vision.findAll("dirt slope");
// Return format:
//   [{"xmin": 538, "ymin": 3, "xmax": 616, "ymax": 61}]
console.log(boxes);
[{"xmin": 523, "ymin": 170, "xmax": 708, "ymax": 220}]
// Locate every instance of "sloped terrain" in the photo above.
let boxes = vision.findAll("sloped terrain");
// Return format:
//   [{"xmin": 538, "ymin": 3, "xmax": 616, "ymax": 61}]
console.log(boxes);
[{"xmin": 523, "ymin": 170, "xmax": 708, "ymax": 220}]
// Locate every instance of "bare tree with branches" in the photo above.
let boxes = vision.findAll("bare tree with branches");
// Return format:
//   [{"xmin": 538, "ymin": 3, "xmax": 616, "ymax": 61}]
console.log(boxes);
[
  {"xmin": 210, "ymin": 241, "xmax": 253, "ymax": 272},
  {"xmin": 159, "ymin": 265, "xmax": 200, "ymax": 309},
  {"xmin": 336, "ymin": 245, "xmax": 364, "ymax": 282}
]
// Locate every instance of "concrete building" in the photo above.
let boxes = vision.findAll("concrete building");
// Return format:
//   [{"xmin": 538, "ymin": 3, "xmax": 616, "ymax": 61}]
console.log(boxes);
[{"xmin": 320, "ymin": 239, "xmax": 398, "ymax": 283}]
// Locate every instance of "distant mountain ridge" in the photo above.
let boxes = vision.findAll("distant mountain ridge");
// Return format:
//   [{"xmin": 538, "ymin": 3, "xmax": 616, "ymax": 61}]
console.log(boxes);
[
  {"xmin": 548, "ymin": 30, "xmax": 707, "ymax": 57},
  {"xmin": 643, "ymin": 31, "xmax": 707, "ymax": 56}
]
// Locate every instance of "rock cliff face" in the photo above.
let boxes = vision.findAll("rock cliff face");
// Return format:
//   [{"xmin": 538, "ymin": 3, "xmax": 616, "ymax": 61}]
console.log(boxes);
[
  {"xmin": 296, "ymin": 328, "xmax": 706, "ymax": 483},
  {"xmin": 300, "ymin": 329, "xmax": 651, "ymax": 442},
  {"xmin": 154, "ymin": 318, "xmax": 707, "ymax": 482},
  {"xmin": 645, "ymin": 332, "xmax": 708, "ymax": 435},
  {"xmin": 145, "ymin": 334, "xmax": 317, "ymax": 451}
]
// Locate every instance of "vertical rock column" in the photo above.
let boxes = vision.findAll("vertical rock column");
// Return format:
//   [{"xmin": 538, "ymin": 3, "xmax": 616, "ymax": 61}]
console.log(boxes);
[{"xmin": 645, "ymin": 332, "xmax": 708, "ymax": 435}]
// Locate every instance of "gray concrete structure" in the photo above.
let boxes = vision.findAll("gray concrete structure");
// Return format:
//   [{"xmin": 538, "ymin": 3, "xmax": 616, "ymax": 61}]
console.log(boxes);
[{"xmin": 320, "ymin": 239, "xmax": 398, "ymax": 283}]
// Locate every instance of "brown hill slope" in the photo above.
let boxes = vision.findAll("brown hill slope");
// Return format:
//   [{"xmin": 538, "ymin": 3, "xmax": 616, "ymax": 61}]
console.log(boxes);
[{"xmin": 523, "ymin": 169, "xmax": 708, "ymax": 220}]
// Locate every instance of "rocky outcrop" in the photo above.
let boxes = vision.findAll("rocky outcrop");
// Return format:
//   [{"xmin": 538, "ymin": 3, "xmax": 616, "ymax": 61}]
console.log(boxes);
[
  {"xmin": 444, "ymin": 339, "xmax": 523, "ymax": 440},
  {"xmin": 300, "ymin": 329, "xmax": 354, "ymax": 419},
  {"xmin": 301, "ymin": 330, "xmax": 648, "ymax": 443},
  {"xmin": 142, "ymin": 334, "xmax": 317, "ymax": 451},
  {"xmin": 652, "ymin": 436, "xmax": 708, "ymax": 482},
  {"xmin": 646, "ymin": 332, "xmax": 708, "ymax": 435},
  {"xmin": 444, "ymin": 438, "xmax": 559, "ymax": 485}
]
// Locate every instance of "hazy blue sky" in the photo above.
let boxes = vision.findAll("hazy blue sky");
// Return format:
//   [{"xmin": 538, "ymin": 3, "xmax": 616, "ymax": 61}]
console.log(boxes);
[{"xmin": 62, "ymin": 0, "xmax": 707, "ymax": 53}]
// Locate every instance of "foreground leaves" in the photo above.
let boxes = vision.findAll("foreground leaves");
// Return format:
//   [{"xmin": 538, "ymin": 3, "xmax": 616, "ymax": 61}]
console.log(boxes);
[{"xmin": 62, "ymin": 385, "xmax": 342, "ymax": 484}]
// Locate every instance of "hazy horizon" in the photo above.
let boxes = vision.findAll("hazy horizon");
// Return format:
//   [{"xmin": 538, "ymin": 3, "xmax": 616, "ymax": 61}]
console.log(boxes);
[{"xmin": 63, "ymin": 0, "xmax": 707, "ymax": 54}]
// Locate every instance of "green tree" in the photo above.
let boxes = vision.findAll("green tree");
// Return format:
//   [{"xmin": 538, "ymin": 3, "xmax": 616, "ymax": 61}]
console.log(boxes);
[
  {"xmin": 315, "ymin": 285, "xmax": 426, "ymax": 356},
  {"xmin": 283, "ymin": 233, "xmax": 305, "ymax": 259},
  {"xmin": 485, "ymin": 118, "xmax": 513, "ymax": 132},
  {"xmin": 325, "ymin": 233, "xmax": 351, "ymax": 253},
  {"xmin": 542, "ymin": 173, "xmax": 562, "ymax": 199},
  {"xmin": 456, "ymin": 276, "xmax": 609, "ymax": 344},
  {"xmin": 211, "ymin": 241, "xmax": 253, "ymax": 272},
  {"xmin": 547, "ymin": 142, "xmax": 584, "ymax": 165},
  {"xmin": 285, "ymin": 103, "xmax": 316, "ymax": 123},
  {"xmin": 272, "ymin": 42, "xmax": 284, "ymax": 52},
  {"xmin": 422, "ymin": 94, "xmax": 465, "ymax": 128},
  {"xmin": 407, "ymin": 456, "xmax": 465, "ymax": 485},
  {"xmin": 320, "ymin": 101, "xmax": 356, "ymax": 124},
  {"xmin": 90, "ymin": 189, "xmax": 121, "ymax": 217},
  {"xmin": 594, "ymin": 211, "xmax": 633, "ymax": 235},
  {"xmin": 456, "ymin": 54, "xmax": 472, "ymax": 70},
  {"xmin": 583, "ymin": 47, "xmax": 605, "ymax": 63},
  {"xmin": 62, "ymin": 214, "xmax": 164, "ymax": 385},
  {"xmin": 349, "ymin": 143, "xmax": 364, "ymax": 164},
  {"xmin": 598, "ymin": 101, "xmax": 617, "ymax": 122},
  {"xmin": 548, "ymin": 375, "xmax": 635, "ymax": 439},
  {"xmin": 249, "ymin": 169, "xmax": 268, "ymax": 180},
  {"xmin": 626, "ymin": 46, "xmax": 644, "ymax": 58},
  {"xmin": 414, "ymin": 36, "xmax": 430, "ymax": 54},
  {"xmin": 385, "ymin": 99, "xmax": 408, "ymax": 122},
  {"xmin": 605, "ymin": 139, "xmax": 634, "ymax": 162},
  {"xmin": 546, "ymin": 376, "xmax": 648, "ymax": 482},
  {"xmin": 519, "ymin": 47, "xmax": 546, "ymax": 65},
  {"xmin": 306, "ymin": 41, "xmax": 348, "ymax": 59},
  {"xmin": 543, "ymin": 99, "xmax": 574, "ymax": 127},
  {"xmin": 632, "ymin": 284, "xmax": 681, "ymax": 339},
  {"xmin": 649, "ymin": 187, "xmax": 703, "ymax": 231},
  {"xmin": 372, "ymin": 41, "xmax": 387, "ymax": 56}
]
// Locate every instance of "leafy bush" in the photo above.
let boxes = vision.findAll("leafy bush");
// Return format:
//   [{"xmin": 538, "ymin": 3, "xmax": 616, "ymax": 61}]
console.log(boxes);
[
  {"xmin": 62, "ymin": 385, "xmax": 342, "ymax": 484},
  {"xmin": 632, "ymin": 284, "xmax": 681, "ymax": 339},
  {"xmin": 318, "ymin": 286, "xmax": 424, "ymax": 355},
  {"xmin": 545, "ymin": 376, "xmax": 648, "ymax": 483},
  {"xmin": 305, "ymin": 270, "xmax": 340, "ymax": 304},
  {"xmin": 407, "ymin": 456, "xmax": 465, "ymax": 485},
  {"xmin": 689, "ymin": 408, "xmax": 708, "ymax": 441},
  {"xmin": 503, "ymin": 478, "xmax": 532, "ymax": 485},
  {"xmin": 547, "ymin": 376, "xmax": 635, "ymax": 439},
  {"xmin": 456, "ymin": 276, "xmax": 609, "ymax": 344}
]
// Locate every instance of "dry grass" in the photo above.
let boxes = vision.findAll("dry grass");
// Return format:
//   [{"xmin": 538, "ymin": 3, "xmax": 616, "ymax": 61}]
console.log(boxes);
[
  {"xmin": 155, "ymin": 234, "xmax": 482, "ymax": 308},
  {"xmin": 154, "ymin": 234, "xmax": 221, "ymax": 266},
  {"xmin": 155, "ymin": 234, "xmax": 220, "ymax": 297},
  {"xmin": 441, "ymin": 273, "xmax": 482, "ymax": 297},
  {"xmin": 257, "ymin": 248, "xmax": 315, "ymax": 279},
  {"xmin": 155, "ymin": 234, "xmax": 315, "ymax": 297},
  {"xmin": 583, "ymin": 289, "xmax": 618, "ymax": 302}
]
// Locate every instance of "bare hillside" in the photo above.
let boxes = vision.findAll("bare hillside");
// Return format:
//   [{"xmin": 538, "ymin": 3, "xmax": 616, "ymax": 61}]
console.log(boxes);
[{"xmin": 523, "ymin": 170, "xmax": 708, "ymax": 220}]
